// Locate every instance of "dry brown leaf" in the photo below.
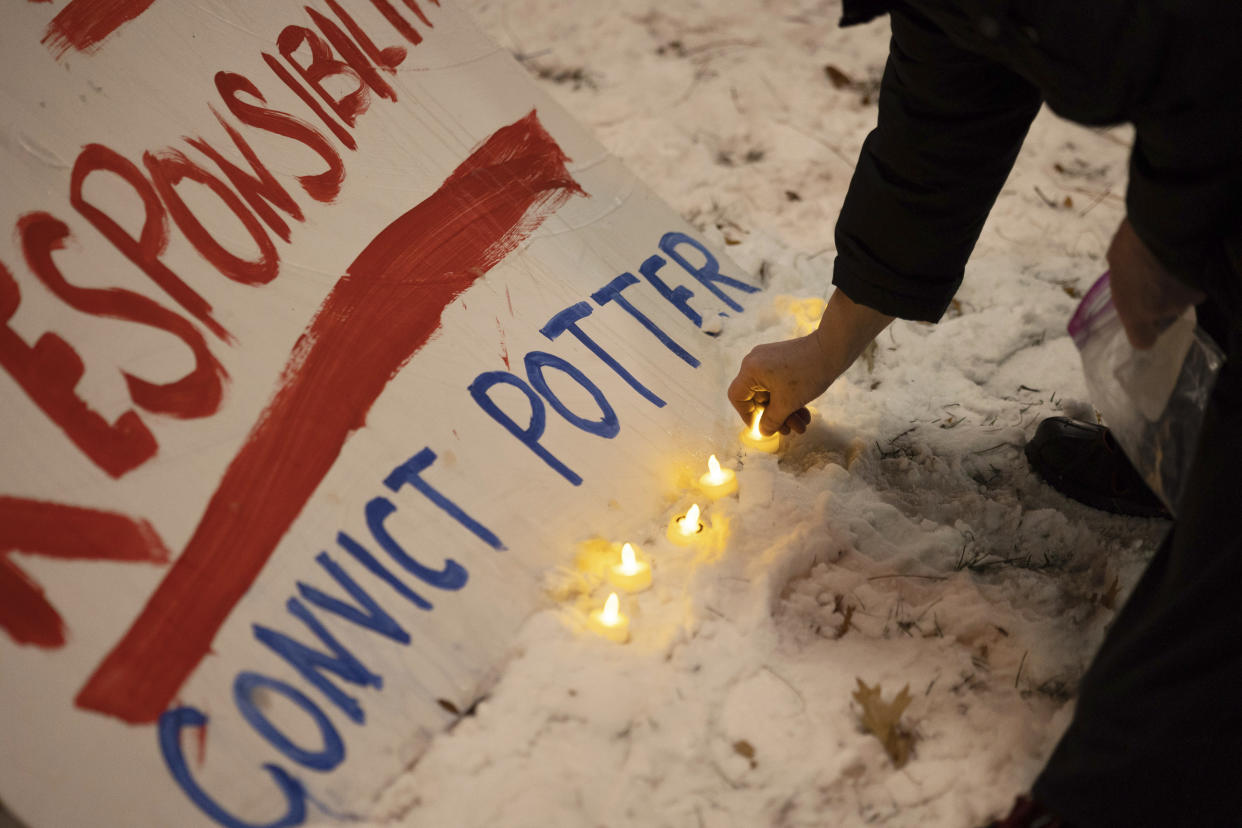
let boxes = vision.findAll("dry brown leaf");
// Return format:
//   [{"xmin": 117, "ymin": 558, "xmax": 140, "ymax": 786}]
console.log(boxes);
[
  {"xmin": 732, "ymin": 739, "xmax": 758, "ymax": 768},
  {"xmin": 824, "ymin": 64, "xmax": 853, "ymax": 89},
  {"xmin": 852, "ymin": 678, "xmax": 914, "ymax": 767}
]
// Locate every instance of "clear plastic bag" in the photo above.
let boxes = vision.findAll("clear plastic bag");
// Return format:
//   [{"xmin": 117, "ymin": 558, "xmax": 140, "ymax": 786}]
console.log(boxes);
[{"xmin": 1069, "ymin": 272, "xmax": 1225, "ymax": 515}]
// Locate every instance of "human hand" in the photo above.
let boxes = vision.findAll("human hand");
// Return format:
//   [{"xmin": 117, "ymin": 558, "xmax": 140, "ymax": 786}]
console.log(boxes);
[
  {"xmin": 1107, "ymin": 217, "xmax": 1205, "ymax": 350},
  {"xmin": 727, "ymin": 334, "xmax": 828, "ymax": 436},
  {"xmin": 727, "ymin": 289, "xmax": 895, "ymax": 436}
]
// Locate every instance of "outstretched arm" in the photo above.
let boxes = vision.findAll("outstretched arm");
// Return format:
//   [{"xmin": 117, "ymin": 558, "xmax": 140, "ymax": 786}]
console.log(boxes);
[{"xmin": 730, "ymin": 6, "xmax": 1043, "ymax": 434}]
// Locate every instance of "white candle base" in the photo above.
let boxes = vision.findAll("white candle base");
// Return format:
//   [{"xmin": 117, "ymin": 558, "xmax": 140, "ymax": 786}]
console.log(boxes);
[
  {"xmin": 698, "ymin": 471, "xmax": 738, "ymax": 499},
  {"xmin": 740, "ymin": 428, "xmax": 780, "ymax": 453},
  {"xmin": 587, "ymin": 611, "xmax": 629, "ymax": 643},
  {"xmin": 667, "ymin": 517, "xmax": 705, "ymax": 546},
  {"xmin": 609, "ymin": 565, "xmax": 652, "ymax": 593}
]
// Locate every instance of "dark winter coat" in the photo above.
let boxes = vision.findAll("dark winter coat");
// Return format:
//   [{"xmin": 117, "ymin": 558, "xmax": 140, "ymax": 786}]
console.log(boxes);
[
  {"xmin": 832, "ymin": 0, "xmax": 1242, "ymax": 323},
  {"xmin": 832, "ymin": 4, "xmax": 1242, "ymax": 826}
]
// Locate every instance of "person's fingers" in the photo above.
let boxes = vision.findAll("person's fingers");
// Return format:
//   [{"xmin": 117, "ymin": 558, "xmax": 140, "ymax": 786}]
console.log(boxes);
[
  {"xmin": 758, "ymin": 401, "xmax": 789, "ymax": 436},
  {"xmin": 726, "ymin": 371, "xmax": 759, "ymax": 425},
  {"xmin": 1108, "ymin": 217, "xmax": 1204, "ymax": 351},
  {"xmin": 729, "ymin": 341, "xmax": 825, "ymax": 436},
  {"xmin": 785, "ymin": 409, "xmax": 808, "ymax": 435},
  {"xmin": 756, "ymin": 392, "xmax": 780, "ymax": 432},
  {"xmin": 788, "ymin": 407, "xmax": 811, "ymax": 434},
  {"xmin": 1119, "ymin": 315, "xmax": 1158, "ymax": 350},
  {"xmin": 744, "ymin": 390, "xmax": 772, "ymax": 428},
  {"xmin": 1109, "ymin": 282, "xmax": 1155, "ymax": 349},
  {"xmin": 1113, "ymin": 278, "xmax": 1173, "ymax": 350},
  {"xmin": 769, "ymin": 403, "xmax": 814, "ymax": 436}
]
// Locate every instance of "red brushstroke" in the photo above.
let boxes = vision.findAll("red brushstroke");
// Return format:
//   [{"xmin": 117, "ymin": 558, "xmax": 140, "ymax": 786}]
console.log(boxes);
[
  {"xmin": 195, "ymin": 716, "xmax": 208, "ymax": 766},
  {"xmin": 42, "ymin": 0, "xmax": 158, "ymax": 57},
  {"xmin": 0, "ymin": 497, "xmax": 170, "ymax": 648},
  {"xmin": 367, "ymin": 0, "xmax": 425, "ymax": 46},
  {"xmin": 0, "ymin": 259, "xmax": 159, "ymax": 478},
  {"xmin": 143, "ymin": 149, "xmax": 280, "ymax": 286},
  {"xmin": 71, "ymin": 144, "xmax": 233, "ymax": 344},
  {"xmin": 496, "ymin": 317, "xmax": 510, "ymax": 369},
  {"xmin": 326, "ymin": 0, "xmax": 406, "ymax": 74},
  {"xmin": 399, "ymin": 0, "xmax": 435, "ymax": 28},
  {"xmin": 76, "ymin": 110, "xmax": 585, "ymax": 723},
  {"xmin": 306, "ymin": 7, "xmax": 396, "ymax": 104},
  {"xmin": 263, "ymin": 52, "xmax": 356, "ymax": 152},
  {"xmin": 278, "ymin": 26, "xmax": 372, "ymax": 132},
  {"xmin": 20, "ymin": 212, "xmax": 227, "ymax": 421},
  {"xmin": 188, "ymin": 111, "xmax": 306, "ymax": 244},
  {"xmin": 215, "ymin": 72, "xmax": 346, "ymax": 204}
]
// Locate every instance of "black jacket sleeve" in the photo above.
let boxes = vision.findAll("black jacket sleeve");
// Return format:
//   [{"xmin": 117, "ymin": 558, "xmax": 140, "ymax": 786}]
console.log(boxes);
[
  {"xmin": 1123, "ymin": 13, "xmax": 1242, "ymax": 308},
  {"xmin": 832, "ymin": 6, "xmax": 1042, "ymax": 322}
]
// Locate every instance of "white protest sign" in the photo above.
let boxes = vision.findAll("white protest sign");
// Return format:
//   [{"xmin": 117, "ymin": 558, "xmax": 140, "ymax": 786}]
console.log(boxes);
[{"xmin": 0, "ymin": 1, "xmax": 762, "ymax": 826}]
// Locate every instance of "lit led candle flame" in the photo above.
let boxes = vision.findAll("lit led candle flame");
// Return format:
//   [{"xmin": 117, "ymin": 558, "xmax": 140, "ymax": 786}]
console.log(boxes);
[
  {"xmin": 680, "ymin": 503, "xmax": 701, "ymax": 534},
  {"xmin": 698, "ymin": 454, "xmax": 738, "ymax": 499},
  {"xmin": 740, "ymin": 407, "xmax": 780, "ymax": 453},
  {"xmin": 588, "ymin": 591, "xmax": 629, "ymax": 643},
  {"xmin": 621, "ymin": 543, "xmax": 639, "ymax": 572},
  {"xmin": 608, "ymin": 542, "xmax": 652, "ymax": 592},
  {"xmin": 668, "ymin": 502, "xmax": 705, "ymax": 545},
  {"xmin": 601, "ymin": 592, "xmax": 620, "ymax": 624}
]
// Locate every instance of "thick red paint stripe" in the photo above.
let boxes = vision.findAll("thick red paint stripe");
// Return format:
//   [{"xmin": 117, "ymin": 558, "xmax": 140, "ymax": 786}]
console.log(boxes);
[
  {"xmin": 0, "ymin": 497, "xmax": 171, "ymax": 648},
  {"xmin": 0, "ymin": 558, "xmax": 65, "ymax": 648},
  {"xmin": 42, "ymin": 0, "xmax": 158, "ymax": 56},
  {"xmin": 76, "ymin": 110, "xmax": 585, "ymax": 723}
]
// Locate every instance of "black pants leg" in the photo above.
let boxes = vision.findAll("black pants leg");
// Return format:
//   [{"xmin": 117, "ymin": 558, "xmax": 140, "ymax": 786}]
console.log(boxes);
[{"xmin": 1034, "ymin": 320, "xmax": 1242, "ymax": 826}]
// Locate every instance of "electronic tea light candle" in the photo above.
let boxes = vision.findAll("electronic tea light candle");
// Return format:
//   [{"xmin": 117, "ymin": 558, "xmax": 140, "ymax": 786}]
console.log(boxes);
[
  {"xmin": 740, "ymin": 407, "xmax": 780, "ymax": 453},
  {"xmin": 609, "ymin": 542, "xmax": 652, "ymax": 593},
  {"xmin": 698, "ymin": 454, "xmax": 738, "ymax": 499},
  {"xmin": 667, "ymin": 503, "xmax": 705, "ymax": 546},
  {"xmin": 588, "ymin": 592, "xmax": 630, "ymax": 643}
]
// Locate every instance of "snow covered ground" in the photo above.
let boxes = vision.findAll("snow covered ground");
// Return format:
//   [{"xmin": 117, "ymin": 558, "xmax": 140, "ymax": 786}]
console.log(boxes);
[{"xmin": 348, "ymin": 2, "xmax": 1169, "ymax": 825}]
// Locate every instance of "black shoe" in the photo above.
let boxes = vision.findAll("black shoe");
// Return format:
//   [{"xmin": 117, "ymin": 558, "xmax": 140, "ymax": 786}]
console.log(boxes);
[{"xmin": 1025, "ymin": 417, "xmax": 1170, "ymax": 519}]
